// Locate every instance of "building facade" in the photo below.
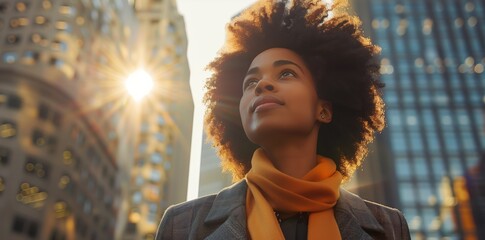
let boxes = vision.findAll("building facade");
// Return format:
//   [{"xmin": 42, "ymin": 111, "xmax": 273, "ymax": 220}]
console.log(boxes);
[
  {"xmin": 198, "ymin": 132, "xmax": 232, "ymax": 197},
  {"xmin": 352, "ymin": 0, "xmax": 485, "ymax": 239},
  {"xmin": 0, "ymin": 0, "xmax": 131, "ymax": 238},
  {"xmin": 0, "ymin": 0, "xmax": 192, "ymax": 240},
  {"xmin": 119, "ymin": 0, "xmax": 193, "ymax": 239}
]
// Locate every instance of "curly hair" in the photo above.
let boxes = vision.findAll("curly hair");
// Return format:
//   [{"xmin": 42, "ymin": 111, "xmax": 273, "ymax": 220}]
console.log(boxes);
[{"xmin": 203, "ymin": 0, "xmax": 385, "ymax": 181}]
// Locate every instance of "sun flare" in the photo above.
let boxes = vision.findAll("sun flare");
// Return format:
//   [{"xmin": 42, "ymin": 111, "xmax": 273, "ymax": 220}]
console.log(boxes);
[{"xmin": 124, "ymin": 69, "xmax": 154, "ymax": 101}]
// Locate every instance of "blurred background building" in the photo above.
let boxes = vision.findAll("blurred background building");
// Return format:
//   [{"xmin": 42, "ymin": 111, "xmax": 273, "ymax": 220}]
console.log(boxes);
[
  {"xmin": 0, "ymin": 0, "xmax": 192, "ymax": 239},
  {"xmin": 119, "ymin": 0, "xmax": 193, "ymax": 240},
  {"xmin": 197, "ymin": 132, "xmax": 231, "ymax": 197},
  {"xmin": 351, "ymin": 0, "xmax": 485, "ymax": 239}
]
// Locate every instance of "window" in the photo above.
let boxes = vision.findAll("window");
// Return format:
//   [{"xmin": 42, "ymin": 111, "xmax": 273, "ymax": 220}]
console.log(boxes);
[
  {"xmin": 396, "ymin": 157, "xmax": 411, "ymax": 180},
  {"xmin": 0, "ymin": 176, "xmax": 5, "ymax": 193},
  {"xmin": 12, "ymin": 216, "xmax": 25, "ymax": 233},
  {"xmin": 58, "ymin": 175, "xmax": 71, "ymax": 190},
  {"xmin": 25, "ymin": 157, "xmax": 50, "ymax": 179},
  {"xmin": 41, "ymin": 1, "xmax": 52, "ymax": 10},
  {"xmin": 17, "ymin": 182, "xmax": 48, "ymax": 209},
  {"xmin": 38, "ymin": 104, "xmax": 49, "ymax": 120},
  {"xmin": 52, "ymin": 39, "xmax": 67, "ymax": 52},
  {"xmin": 0, "ymin": 146, "xmax": 10, "ymax": 165},
  {"xmin": 83, "ymin": 200, "xmax": 91, "ymax": 214},
  {"xmin": 7, "ymin": 94, "xmax": 22, "ymax": 109},
  {"xmin": 9, "ymin": 17, "xmax": 29, "ymax": 28},
  {"xmin": 55, "ymin": 21, "xmax": 71, "ymax": 32},
  {"xmin": 15, "ymin": 2, "xmax": 28, "ymax": 12},
  {"xmin": 155, "ymin": 132, "xmax": 164, "ymax": 142},
  {"xmin": 88, "ymin": 148, "xmax": 100, "ymax": 166},
  {"xmin": 59, "ymin": 5, "xmax": 76, "ymax": 16},
  {"xmin": 0, "ymin": 121, "xmax": 17, "ymax": 138},
  {"xmin": 34, "ymin": 16, "xmax": 48, "ymax": 26},
  {"xmin": 54, "ymin": 201, "xmax": 70, "ymax": 219},
  {"xmin": 399, "ymin": 182, "xmax": 416, "ymax": 205},
  {"xmin": 0, "ymin": 2, "xmax": 8, "ymax": 13},
  {"xmin": 22, "ymin": 51, "xmax": 40, "ymax": 65},
  {"xmin": 32, "ymin": 129, "xmax": 47, "ymax": 147},
  {"xmin": 31, "ymin": 33, "xmax": 48, "ymax": 46},
  {"xmin": 151, "ymin": 153, "xmax": 162, "ymax": 164},
  {"xmin": 5, "ymin": 34, "xmax": 21, "ymax": 45},
  {"xmin": 62, "ymin": 150, "xmax": 75, "ymax": 165},
  {"xmin": 27, "ymin": 221, "xmax": 38, "ymax": 238},
  {"xmin": 157, "ymin": 115, "xmax": 165, "ymax": 126},
  {"xmin": 3, "ymin": 52, "xmax": 18, "ymax": 64},
  {"xmin": 139, "ymin": 143, "xmax": 147, "ymax": 153},
  {"xmin": 132, "ymin": 191, "xmax": 142, "ymax": 204},
  {"xmin": 50, "ymin": 229, "xmax": 66, "ymax": 240},
  {"xmin": 149, "ymin": 170, "xmax": 161, "ymax": 182}
]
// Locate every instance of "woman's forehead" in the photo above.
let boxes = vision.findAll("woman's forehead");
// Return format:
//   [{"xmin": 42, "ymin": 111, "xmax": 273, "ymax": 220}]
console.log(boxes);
[{"xmin": 249, "ymin": 48, "xmax": 304, "ymax": 67}]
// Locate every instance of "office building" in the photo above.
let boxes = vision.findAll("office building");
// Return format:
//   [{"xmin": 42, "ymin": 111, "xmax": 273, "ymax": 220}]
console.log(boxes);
[
  {"xmin": 0, "ymin": 0, "xmax": 192, "ymax": 240},
  {"xmin": 352, "ymin": 0, "xmax": 485, "ymax": 239},
  {"xmin": 0, "ymin": 0, "xmax": 133, "ymax": 239},
  {"xmin": 119, "ymin": 0, "xmax": 193, "ymax": 239}
]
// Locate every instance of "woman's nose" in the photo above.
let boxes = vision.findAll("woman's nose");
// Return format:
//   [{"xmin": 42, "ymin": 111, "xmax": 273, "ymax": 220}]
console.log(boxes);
[{"xmin": 255, "ymin": 80, "xmax": 275, "ymax": 95}]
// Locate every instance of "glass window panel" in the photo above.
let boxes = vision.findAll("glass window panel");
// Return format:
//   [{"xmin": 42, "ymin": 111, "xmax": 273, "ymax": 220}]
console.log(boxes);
[
  {"xmin": 403, "ymin": 208, "xmax": 421, "ymax": 230},
  {"xmin": 399, "ymin": 182, "xmax": 416, "ymax": 205},
  {"xmin": 410, "ymin": 132, "xmax": 424, "ymax": 151},
  {"xmin": 384, "ymin": 90, "xmax": 398, "ymax": 106},
  {"xmin": 449, "ymin": 156, "xmax": 464, "ymax": 177},
  {"xmin": 414, "ymin": 158, "xmax": 429, "ymax": 180},
  {"xmin": 432, "ymin": 157, "xmax": 446, "ymax": 178},
  {"xmin": 444, "ymin": 132, "xmax": 459, "ymax": 152},
  {"xmin": 418, "ymin": 182, "xmax": 433, "ymax": 204},
  {"xmin": 391, "ymin": 131, "xmax": 408, "ymax": 153},
  {"xmin": 402, "ymin": 91, "xmax": 415, "ymax": 106},
  {"xmin": 151, "ymin": 153, "xmax": 162, "ymax": 164},
  {"xmin": 452, "ymin": 90, "xmax": 465, "ymax": 105},
  {"xmin": 465, "ymin": 152, "xmax": 479, "ymax": 168},
  {"xmin": 400, "ymin": 75, "xmax": 412, "ymax": 89},
  {"xmin": 396, "ymin": 157, "xmax": 412, "ymax": 180},
  {"xmin": 460, "ymin": 132, "xmax": 476, "ymax": 151},
  {"xmin": 439, "ymin": 109, "xmax": 453, "ymax": 127},
  {"xmin": 422, "ymin": 109, "xmax": 435, "ymax": 127},
  {"xmin": 426, "ymin": 131, "xmax": 440, "ymax": 153}
]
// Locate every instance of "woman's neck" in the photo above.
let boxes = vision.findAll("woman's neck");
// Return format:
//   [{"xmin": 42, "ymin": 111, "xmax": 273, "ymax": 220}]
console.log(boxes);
[{"xmin": 261, "ymin": 133, "xmax": 319, "ymax": 178}]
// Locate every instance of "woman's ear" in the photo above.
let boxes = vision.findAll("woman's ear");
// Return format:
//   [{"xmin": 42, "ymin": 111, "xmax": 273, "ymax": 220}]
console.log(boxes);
[{"xmin": 317, "ymin": 100, "xmax": 332, "ymax": 124}]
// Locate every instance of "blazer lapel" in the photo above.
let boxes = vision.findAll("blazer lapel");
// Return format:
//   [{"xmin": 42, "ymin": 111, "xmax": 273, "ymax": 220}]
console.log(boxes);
[
  {"xmin": 204, "ymin": 181, "xmax": 248, "ymax": 240},
  {"xmin": 335, "ymin": 189, "xmax": 385, "ymax": 240},
  {"xmin": 201, "ymin": 182, "xmax": 385, "ymax": 240}
]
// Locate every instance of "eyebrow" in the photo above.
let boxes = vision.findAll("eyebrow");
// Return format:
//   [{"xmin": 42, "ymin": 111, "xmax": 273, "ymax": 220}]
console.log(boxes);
[
  {"xmin": 245, "ymin": 59, "xmax": 304, "ymax": 76},
  {"xmin": 273, "ymin": 60, "xmax": 304, "ymax": 72}
]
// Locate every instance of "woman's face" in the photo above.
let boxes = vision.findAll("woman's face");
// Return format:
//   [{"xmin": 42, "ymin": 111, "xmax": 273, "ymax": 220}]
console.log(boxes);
[{"xmin": 239, "ymin": 48, "xmax": 327, "ymax": 145}]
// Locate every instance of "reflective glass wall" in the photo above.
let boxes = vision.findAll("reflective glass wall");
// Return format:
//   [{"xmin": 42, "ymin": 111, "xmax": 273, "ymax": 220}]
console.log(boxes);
[{"xmin": 355, "ymin": 0, "xmax": 485, "ymax": 239}]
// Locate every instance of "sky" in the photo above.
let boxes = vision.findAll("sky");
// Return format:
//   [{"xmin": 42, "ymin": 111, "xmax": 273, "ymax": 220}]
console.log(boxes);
[{"xmin": 176, "ymin": 0, "xmax": 257, "ymax": 200}]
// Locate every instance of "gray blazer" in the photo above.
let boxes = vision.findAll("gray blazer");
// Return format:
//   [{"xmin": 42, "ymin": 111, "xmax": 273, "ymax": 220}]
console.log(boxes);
[{"xmin": 156, "ymin": 181, "xmax": 410, "ymax": 240}]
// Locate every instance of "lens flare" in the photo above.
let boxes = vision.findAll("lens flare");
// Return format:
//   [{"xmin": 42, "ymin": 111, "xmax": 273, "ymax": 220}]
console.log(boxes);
[{"xmin": 125, "ymin": 69, "xmax": 154, "ymax": 101}]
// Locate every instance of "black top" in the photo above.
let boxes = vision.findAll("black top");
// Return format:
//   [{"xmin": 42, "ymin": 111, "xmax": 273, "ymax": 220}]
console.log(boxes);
[{"xmin": 278, "ymin": 212, "xmax": 309, "ymax": 240}]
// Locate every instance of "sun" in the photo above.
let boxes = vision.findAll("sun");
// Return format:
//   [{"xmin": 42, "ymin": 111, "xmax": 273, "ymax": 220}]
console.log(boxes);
[{"xmin": 124, "ymin": 69, "xmax": 154, "ymax": 101}]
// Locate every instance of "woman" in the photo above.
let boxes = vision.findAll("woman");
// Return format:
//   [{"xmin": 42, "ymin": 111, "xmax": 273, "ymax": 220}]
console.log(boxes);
[{"xmin": 157, "ymin": 0, "xmax": 410, "ymax": 239}]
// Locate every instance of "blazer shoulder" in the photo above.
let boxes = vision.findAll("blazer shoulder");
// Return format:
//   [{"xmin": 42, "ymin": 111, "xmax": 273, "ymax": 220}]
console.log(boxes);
[
  {"xmin": 156, "ymin": 181, "xmax": 247, "ymax": 240},
  {"xmin": 363, "ymin": 200, "xmax": 411, "ymax": 240},
  {"xmin": 156, "ymin": 194, "xmax": 217, "ymax": 240},
  {"xmin": 166, "ymin": 194, "xmax": 217, "ymax": 216}
]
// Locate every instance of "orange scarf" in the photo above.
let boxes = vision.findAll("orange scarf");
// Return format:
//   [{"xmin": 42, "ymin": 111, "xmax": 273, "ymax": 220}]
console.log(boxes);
[{"xmin": 245, "ymin": 148, "xmax": 343, "ymax": 240}]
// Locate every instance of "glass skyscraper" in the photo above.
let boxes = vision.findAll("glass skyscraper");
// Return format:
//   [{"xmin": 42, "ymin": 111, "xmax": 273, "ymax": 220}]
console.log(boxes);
[{"xmin": 353, "ymin": 0, "xmax": 485, "ymax": 239}]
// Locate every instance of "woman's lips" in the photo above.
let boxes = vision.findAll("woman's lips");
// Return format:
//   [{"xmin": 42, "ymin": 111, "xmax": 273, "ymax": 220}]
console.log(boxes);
[{"xmin": 251, "ymin": 96, "xmax": 284, "ymax": 112}]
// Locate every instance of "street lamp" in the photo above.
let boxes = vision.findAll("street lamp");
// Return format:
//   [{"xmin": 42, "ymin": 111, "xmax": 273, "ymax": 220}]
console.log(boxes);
[{"xmin": 124, "ymin": 69, "xmax": 154, "ymax": 101}]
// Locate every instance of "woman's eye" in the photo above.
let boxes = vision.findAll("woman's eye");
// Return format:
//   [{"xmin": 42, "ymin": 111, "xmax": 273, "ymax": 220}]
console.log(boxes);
[
  {"xmin": 243, "ymin": 79, "xmax": 258, "ymax": 90},
  {"xmin": 280, "ymin": 70, "xmax": 296, "ymax": 78}
]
